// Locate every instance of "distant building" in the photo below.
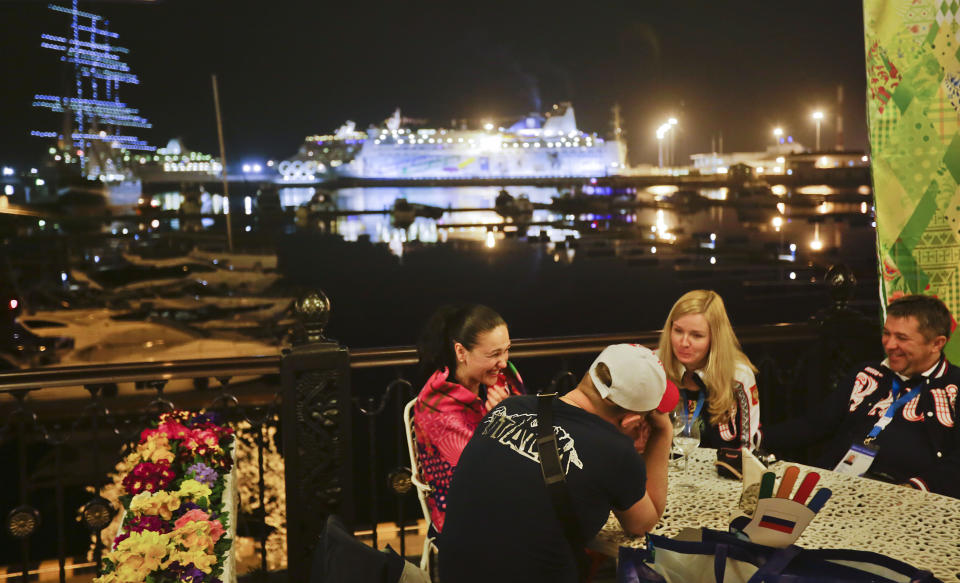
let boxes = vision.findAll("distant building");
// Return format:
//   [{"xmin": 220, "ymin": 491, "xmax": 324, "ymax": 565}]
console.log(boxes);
[{"xmin": 688, "ymin": 145, "xmax": 868, "ymax": 179}]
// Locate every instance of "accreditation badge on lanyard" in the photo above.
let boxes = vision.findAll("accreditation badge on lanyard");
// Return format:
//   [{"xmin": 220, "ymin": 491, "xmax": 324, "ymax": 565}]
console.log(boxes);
[{"xmin": 833, "ymin": 377, "xmax": 923, "ymax": 476}]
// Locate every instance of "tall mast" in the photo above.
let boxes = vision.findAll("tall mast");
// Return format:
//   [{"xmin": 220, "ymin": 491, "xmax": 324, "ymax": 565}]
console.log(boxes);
[{"xmin": 31, "ymin": 0, "xmax": 154, "ymax": 181}]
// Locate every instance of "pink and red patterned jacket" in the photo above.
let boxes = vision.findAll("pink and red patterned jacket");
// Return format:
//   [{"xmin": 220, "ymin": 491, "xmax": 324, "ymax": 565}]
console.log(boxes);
[{"xmin": 413, "ymin": 365, "xmax": 523, "ymax": 532}]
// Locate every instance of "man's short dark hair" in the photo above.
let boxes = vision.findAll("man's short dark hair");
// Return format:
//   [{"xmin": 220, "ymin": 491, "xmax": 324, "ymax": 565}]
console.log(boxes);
[{"xmin": 887, "ymin": 295, "xmax": 953, "ymax": 340}]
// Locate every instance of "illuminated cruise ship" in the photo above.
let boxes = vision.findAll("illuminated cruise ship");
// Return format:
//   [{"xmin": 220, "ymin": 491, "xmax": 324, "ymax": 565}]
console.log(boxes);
[{"xmin": 279, "ymin": 103, "xmax": 626, "ymax": 182}]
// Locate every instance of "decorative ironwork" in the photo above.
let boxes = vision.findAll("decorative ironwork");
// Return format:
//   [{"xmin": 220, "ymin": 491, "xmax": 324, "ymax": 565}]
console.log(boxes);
[
  {"xmin": 7, "ymin": 505, "xmax": 40, "ymax": 539},
  {"xmin": 290, "ymin": 289, "xmax": 331, "ymax": 345},
  {"xmin": 281, "ymin": 292, "xmax": 351, "ymax": 581},
  {"xmin": 388, "ymin": 468, "xmax": 413, "ymax": 495},
  {"xmin": 79, "ymin": 496, "xmax": 115, "ymax": 531}
]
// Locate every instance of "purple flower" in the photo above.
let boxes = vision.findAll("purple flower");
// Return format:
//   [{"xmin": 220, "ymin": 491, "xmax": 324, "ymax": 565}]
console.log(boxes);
[
  {"xmin": 187, "ymin": 462, "xmax": 219, "ymax": 487},
  {"xmin": 163, "ymin": 561, "xmax": 206, "ymax": 582},
  {"xmin": 172, "ymin": 501, "xmax": 203, "ymax": 520}
]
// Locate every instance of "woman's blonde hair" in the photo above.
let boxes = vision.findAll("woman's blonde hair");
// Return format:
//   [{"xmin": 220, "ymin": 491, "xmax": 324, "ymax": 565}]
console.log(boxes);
[{"xmin": 657, "ymin": 290, "xmax": 756, "ymax": 425}]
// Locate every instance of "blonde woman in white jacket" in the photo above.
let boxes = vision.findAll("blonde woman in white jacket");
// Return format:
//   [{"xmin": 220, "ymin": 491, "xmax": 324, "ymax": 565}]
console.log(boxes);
[{"xmin": 657, "ymin": 289, "xmax": 762, "ymax": 450}]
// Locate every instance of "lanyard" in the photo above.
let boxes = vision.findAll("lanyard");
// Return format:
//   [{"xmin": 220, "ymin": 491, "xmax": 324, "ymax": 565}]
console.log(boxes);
[
  {"xmin": 864, "ymin": 377, "xmax": 923, "ymax": 442},
  {"xmin": 681, "ymin": 388, "xmax": 706, "ymax": 431}
]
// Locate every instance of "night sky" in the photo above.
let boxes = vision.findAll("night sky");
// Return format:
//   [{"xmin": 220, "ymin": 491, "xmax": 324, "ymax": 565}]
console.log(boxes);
[{"xmin": 0, "ymin": 0, "xmax": 868, "ymax": 169}]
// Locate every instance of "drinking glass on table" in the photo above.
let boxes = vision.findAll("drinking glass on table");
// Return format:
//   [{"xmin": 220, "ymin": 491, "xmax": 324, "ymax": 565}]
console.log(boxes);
[{"xmin": 671, "ymin": 402, "xmax": 701, "ymax": 488}]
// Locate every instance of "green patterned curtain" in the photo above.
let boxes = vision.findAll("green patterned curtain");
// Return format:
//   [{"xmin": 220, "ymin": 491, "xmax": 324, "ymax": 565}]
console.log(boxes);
[{"xmin": 864, "ymin": 0, "xmax": 960, "ymax": 358}]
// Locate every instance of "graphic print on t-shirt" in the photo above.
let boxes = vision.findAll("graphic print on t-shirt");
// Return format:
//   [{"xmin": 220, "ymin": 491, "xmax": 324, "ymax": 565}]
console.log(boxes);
[{"xmin": 479, "ymin": 407, "xmax": 584, "ymax": 474}]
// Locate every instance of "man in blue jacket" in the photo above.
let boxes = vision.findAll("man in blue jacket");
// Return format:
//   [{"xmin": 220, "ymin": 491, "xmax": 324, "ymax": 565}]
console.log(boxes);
[{"xmin": 766, "ymin": 294, "xmax": 959, "ymax": 497}]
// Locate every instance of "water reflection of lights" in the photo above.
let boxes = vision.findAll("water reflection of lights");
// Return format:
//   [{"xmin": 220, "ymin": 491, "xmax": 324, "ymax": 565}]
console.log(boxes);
[
  {"xmin": 818, "ymin": 202, "xmax": 832, "ymax": 214},
  {"xmin": 797, "ymin": 185, "xmax": 834, "ymax": 196},
  {"xmin": 701, "ymin": 188, "xmax": 728, "ymax": 201},
  {"xmin": 709, "ymin": 256, "xmax": 716, "ymax": 265},
  {"xmin": 485, "ymin": 231, "xmax": 496, "ymax": 248},
  {"xmin": 772, "ymin": 216, "xmax": 783, "ymax": 230},
  {"xmin": 389, "ymin": 231, "xmax": 404, "ymax": 258},
  {"xmin": 647, "ymin": 185, "xmax": 679, "ymax": 197},
  {"xmin": 789, "ymin": 272, "xmax": 797, "ymax": 280},
  {"xmin": 651, "ymin": 246, "xmax": 657, "ymax": 254},
  {"xmin": 776, "ymin": 202, "xmax": 786, "ymax": 214},
  {"xmin": 810, "ymin": 223, "xmax": 823, "ymax": 250},
  {"xmin": 771, "ymin": 185, "xmax": 788, "ymax": 196},
  {"xmin": 654, "ymin": 210, "xmax": 672, "ymax": 240},
  {"xmin": 857, "ymin": 185, "xmax": 872, "ymax": 195},
  {"xmin": 860, "ymin": 202, "xmax": 868, "ymax": 214}
]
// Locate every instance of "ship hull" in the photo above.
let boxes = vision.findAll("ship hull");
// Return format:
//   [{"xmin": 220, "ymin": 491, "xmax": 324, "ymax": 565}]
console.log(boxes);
[{"xmin": 335, "ymin": 141, "xmax": 622, "ymax": 179}]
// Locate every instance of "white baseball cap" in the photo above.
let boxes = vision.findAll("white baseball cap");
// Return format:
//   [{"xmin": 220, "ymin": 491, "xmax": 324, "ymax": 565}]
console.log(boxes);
[{"xmin": 589, "ymin": 344, "xmax": 678, "ymax": 413}]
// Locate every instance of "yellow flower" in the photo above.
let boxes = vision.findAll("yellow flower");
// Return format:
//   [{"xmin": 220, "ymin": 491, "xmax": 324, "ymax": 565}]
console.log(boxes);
[
  {"xmin": 172, "ymin": 520, "xmax": 216, "ymax": 554},
  {"xmin": 177, "ymin": 479, "xmax": 212, "ymax": 501},
  {"xmin": 129, "ymin": 491, "xmax": 181, "ymax": 521},
  {"xmin": 141, "ymin": 435, "xmax": 176, "ymax": 464},
  {"xmin": 108, "ymin": 530, "xmax": 170, "ymax": 581},
  {"xmin": 164, "ymin": 548, "xmax": 217, "ymax": 573}
]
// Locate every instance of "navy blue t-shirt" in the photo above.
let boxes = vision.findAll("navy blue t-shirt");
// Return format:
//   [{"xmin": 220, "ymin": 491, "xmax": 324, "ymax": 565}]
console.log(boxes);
[{"xmin": 439, "ymin": 395, "xmax": 648, "ymax": 582}]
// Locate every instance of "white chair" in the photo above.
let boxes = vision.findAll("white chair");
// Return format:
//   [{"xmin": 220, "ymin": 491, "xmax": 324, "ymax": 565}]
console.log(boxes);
[{"xmin": 403, "ymin": 398, "xmax": 438, "ymax": 576}]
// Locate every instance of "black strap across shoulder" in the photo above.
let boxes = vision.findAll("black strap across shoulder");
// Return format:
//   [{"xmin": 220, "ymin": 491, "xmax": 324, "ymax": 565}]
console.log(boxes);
[{"xmin": 536, "ymin": 392, "xmax": 589, "ymax": 581}]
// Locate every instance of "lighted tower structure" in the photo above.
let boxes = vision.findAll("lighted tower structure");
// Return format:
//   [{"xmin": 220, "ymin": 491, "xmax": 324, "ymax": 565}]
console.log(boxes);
[{"xmin": 30, "ymin": 0, "xmax": 154, "ymax": 183}]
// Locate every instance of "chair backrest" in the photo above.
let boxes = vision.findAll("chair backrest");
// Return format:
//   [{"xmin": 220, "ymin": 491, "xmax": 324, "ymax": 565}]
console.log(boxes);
[{"xmin": 403, "ymin": 398, "xmax": 433, "ymax": 527}]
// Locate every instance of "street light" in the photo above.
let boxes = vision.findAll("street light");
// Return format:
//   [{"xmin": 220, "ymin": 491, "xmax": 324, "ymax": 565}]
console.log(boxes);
[
  {"xmin": 667, "ymin": 118, "xmax": 678, "ymax": 166},
  {"xmin": 812, "ymin": 111, "xmax": 824, "ymax": 151},
  {"xmin": 656, "ymin": 123, "xmax": 673, "ymax": 169}
]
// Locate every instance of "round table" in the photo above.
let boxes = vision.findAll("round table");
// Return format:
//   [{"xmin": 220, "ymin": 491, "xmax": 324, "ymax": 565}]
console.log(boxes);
[{"xmin": 595, "ymin": 448, "xmax": 960, "ymax": 582}]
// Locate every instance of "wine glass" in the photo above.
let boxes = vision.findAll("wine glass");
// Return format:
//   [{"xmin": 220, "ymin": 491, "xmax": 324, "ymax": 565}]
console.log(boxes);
[{"xmin": 671, "ymin": 402, "xmax": 701, "ymax": 488}]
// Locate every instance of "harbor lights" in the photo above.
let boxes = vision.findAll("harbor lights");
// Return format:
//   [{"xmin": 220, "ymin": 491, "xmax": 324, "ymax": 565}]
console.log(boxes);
[
  {"xmin": 656, "ymin": 119, "xmax": 677, "ymax": 168},
  {"xmin": 810, "ymin": 222, "xmax": 823, "ymax": 251},
  {"xmin": 811, "ymin": 111, "xmax": 825, "ymax": 151},
  {"xmin": 773, "ymin": 127, "xmax": 784, "ymax": 146}
]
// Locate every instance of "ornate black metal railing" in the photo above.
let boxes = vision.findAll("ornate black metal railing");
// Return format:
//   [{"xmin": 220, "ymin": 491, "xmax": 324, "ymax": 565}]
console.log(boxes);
[{"xmin": 0, "ymin": 267, "xmax": 881, "ymax": 582}]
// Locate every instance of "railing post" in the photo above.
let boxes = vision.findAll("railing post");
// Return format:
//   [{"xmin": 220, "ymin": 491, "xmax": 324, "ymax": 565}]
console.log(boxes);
[{"xmin": 280, "ymin": 289, "xmax": 353, "ymax": 582}]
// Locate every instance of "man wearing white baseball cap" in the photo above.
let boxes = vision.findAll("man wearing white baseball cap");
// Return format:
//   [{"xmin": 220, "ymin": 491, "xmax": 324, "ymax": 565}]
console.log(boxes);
[{"xmin": 440, "ymin": 344, "xmax": 677, "ymax": 582}]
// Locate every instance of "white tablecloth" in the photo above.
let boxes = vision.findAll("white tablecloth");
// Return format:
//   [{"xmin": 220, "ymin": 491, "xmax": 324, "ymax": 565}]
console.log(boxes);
[{"xmin": 595, "ymin": 448, "xmax": 960, "ymax": 582}]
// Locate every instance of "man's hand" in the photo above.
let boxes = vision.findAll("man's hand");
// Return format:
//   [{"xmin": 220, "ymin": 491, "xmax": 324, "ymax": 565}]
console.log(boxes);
[
  {"xmin": 621, "ymin": 414, "xmax": 651, "ymax": 452},
  {"xmin": 484, "ymin": 384, "xmax": 511, "ymax": 411}
]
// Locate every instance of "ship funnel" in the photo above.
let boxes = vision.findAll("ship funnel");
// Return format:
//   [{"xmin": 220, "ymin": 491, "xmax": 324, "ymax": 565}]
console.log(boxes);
[
  {"xmin": 542, "ymin": 103, "xmax": 577, "ymax": 135},
  {"xmin": 386, "ymin": 108, "xmax": 401, "ymax": 132},
  {"xmin": 334, "ymin": 121, "xmax": 356, "ymax": 138}
]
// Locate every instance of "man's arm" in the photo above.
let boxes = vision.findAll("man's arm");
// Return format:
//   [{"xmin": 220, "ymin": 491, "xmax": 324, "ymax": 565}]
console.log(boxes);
[
  {"xmin": 906, "ymin": 381, "xmax": 960, "ymax": 497},
  {"xmin": 763, "ymin": 366, "xmax": 858, "ymax": 454},
  {"xmin": 614, "ymin": 411, "xmax": 671, "ymax": 535}
]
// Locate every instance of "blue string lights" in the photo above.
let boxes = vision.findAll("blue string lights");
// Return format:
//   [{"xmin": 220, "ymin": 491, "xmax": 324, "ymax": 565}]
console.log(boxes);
[{"xmin": 31, "ymin": 0, "xmax": 155, "ymax": 182}]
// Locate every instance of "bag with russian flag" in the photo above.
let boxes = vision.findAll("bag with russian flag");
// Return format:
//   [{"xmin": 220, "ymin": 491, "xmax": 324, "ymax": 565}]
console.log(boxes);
[{"xmin": 617, "ymin": 527, "xmax": 941, "ymax": 583}]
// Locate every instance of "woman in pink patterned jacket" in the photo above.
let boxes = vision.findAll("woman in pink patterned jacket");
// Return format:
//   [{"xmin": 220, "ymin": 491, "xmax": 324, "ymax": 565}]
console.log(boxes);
[{"xmin": 413, "ymin": 304, "xmax": 524, "ymax": 534}]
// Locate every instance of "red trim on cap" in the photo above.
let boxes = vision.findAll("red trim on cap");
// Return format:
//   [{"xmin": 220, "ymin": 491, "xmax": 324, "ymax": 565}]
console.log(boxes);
[{"xmin": 657, "ymin": 379, "xmax": 680, "ymax": 413}]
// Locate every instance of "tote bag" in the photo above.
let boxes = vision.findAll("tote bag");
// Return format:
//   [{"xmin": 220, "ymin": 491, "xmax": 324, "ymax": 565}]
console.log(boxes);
[{"xmin": 617, "ymin": 528, "xmax": 941, "ymax": 583}]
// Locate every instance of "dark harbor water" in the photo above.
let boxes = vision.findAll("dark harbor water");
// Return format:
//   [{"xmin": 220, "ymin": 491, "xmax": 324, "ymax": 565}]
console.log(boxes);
[
  {"xmin": 274, "ymin": 184, "xmax": 880, "ymax": 348},
  {"xmin": 3, "ymin": 182, "xmax": 881, "ymax": 363}
]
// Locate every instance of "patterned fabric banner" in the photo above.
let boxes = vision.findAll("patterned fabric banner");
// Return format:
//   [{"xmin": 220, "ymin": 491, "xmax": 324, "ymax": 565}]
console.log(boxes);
[{"xmin": 864, "ymin": 0, "xmax": 960, "ymax": 359}]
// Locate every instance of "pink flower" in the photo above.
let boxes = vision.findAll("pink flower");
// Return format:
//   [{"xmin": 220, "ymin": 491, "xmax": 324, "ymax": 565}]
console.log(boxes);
[
  {"xmin": 157, "ymin": 420, "xmax": 190, "ymax": 440},
  {"xmin": 174, "ymin": 509, "xmax": 211, "ymax": 529},
  {"xmin": 207, "ymin": 518, "xmax": 225, "ymax": 543}
]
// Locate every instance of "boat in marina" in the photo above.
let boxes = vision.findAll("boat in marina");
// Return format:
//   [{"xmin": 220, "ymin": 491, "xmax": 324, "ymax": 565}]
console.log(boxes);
[{"xmin": 279, "ymin": 102, "xmax": 626, "ymax": 182}]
